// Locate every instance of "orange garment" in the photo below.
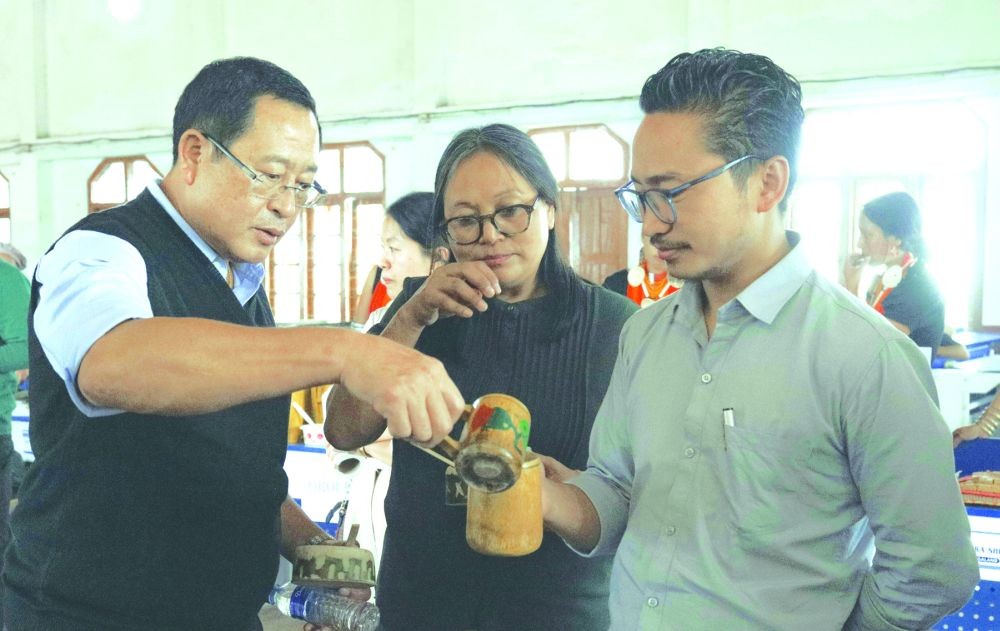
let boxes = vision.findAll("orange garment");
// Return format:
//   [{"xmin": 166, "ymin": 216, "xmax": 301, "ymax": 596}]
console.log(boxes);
[
  {"xmin": 369, "ymin": 279, "xmax": 391, "ymax": 314},
  {"xmin": 625, "ymin": 261, "xmax": 680, "ymax": 307},
  {"xmin": 867, "ymin": 252, "xmax": 916, "ymax": 315}
]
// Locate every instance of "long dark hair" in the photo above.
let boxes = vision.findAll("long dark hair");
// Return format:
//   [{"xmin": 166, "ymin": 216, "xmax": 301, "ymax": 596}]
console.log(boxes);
[
  {"xmin": 433, "ymin": 124, "xmax": 585, "ymax": 337},
  {"xmin": 862, "ymin": 191, "xmax": 927, "ymax": 259}
]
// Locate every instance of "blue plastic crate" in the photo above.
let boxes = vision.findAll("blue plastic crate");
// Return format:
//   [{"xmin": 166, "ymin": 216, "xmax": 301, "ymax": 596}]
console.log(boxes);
[{"xmin": 935, "ymin": 581, "xmax": 999, "ymax": 630}]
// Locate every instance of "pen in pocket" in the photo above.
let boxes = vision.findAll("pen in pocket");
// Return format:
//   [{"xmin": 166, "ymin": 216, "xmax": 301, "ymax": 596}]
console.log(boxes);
[{"xmin": 722, "ymin": 408, "xmax": 735, "ymax": 451}]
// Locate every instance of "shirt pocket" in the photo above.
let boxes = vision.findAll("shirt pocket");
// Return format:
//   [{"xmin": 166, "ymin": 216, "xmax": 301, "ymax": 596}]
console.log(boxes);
[{"xmin": 720, "ymin": 423, "xmax": 813, "ymax": 535}]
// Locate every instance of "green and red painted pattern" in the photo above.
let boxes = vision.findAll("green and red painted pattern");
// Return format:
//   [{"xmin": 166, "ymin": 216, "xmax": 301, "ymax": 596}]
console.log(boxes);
[{"xmin": 469, "ymin": 404, "xmax": 530, "ymax": 456}]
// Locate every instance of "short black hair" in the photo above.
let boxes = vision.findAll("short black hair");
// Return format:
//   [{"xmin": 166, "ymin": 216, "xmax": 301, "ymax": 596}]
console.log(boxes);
[
  {"xmin": 640, "ymin": 48, "xmax": 804, "ymax": 210},
  {"xmin": 386, "ymin": 192, "xmax": 443, "ymax": 254},
  {"xmin": 171, "ymin": 57, "xmax": 319, "ymax": 163},
  {"xmin": 862, "ymin": 191, "xmax": 927, "ymax": 258},
  {"xmin": 433, "ymin": 124, "xmax": 585, "ymax": 339}
]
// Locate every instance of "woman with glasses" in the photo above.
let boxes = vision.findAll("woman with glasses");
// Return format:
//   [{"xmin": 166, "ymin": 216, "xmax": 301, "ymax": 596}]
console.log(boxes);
[
  {"xmin": 324, "ymin": 123, "xmax": 636, "ymax": 630},
  {"xmin": 841, "ymin": 191, "xmax": 945, "ymax": 357}
]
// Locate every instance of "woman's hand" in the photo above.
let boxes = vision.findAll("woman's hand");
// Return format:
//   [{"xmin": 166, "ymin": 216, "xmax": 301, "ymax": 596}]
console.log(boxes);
[
  {"xmin": 841, "ymin": 252, "xmax": 866, "ymax": 294},
  {"xmin": 396, "ymin": 262, "xmax": 502, "ymax": 329}
]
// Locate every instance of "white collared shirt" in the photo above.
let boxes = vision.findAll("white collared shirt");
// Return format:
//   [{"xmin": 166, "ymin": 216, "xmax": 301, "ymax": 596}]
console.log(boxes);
[{"xmin": 33, "ymin": 181, "xmax": 265, "ymax": 417}]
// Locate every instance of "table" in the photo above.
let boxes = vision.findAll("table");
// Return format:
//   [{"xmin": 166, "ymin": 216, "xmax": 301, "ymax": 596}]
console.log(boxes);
[{"xmin": 933, "ymin": 438, "xmax": 1000, "ymax": 630}]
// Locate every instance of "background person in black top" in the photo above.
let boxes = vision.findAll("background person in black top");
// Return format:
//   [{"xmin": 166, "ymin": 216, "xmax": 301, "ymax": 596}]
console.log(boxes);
[
  {"xmin": 3, "ymin": 57, "xmax": 464, "ymax": 631},
  {"xmin": 325, "ymin": 124, "xmax": 636, "ymax": 630},
  {"xmin": 842, "ymin": 191, "xmax": 945, "ymax": 356}
]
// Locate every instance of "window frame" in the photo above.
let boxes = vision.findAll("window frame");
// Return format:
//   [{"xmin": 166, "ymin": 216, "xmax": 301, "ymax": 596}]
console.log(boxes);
[
  {"xmin": 87, "ymin": 155, "xmax": 163, "ymax": 214},
  {"xmin": 266, "ymin": 141, "xmax": 386, "ymax": 323},
  {"xmin": 0, "ymin": 170, "xmax": 10, "ymax": 241}
]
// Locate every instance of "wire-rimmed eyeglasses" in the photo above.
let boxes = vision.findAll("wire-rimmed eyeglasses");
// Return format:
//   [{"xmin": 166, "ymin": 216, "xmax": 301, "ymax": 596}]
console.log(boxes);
[{"xmin": 202, "ymin": 132, "xmax": 328, "ymax": 208}]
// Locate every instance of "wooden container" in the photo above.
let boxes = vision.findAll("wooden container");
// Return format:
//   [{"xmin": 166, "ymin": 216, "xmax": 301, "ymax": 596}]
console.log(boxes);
[
  {"xmin": 466, "ymin": 451, "xmax": 542, "ymax": 556},
  {"xmin": 960, "ymin": 471, "xmax": 1000, "ymax": 506},
  {"xmin": 455, "ymin": 393, "xmax": 531, "ymax": 493}
]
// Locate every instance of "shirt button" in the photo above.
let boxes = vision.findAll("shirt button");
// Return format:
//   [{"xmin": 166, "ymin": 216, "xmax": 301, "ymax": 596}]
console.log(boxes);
[
  {"xmin": 647, "ymin": 596, "xmax": 659, "ymax": 608},
  {"xmin": 666, "ymin": 525, "xmax": 676, "ymax": 536},
  {"xmin": 701, "ymin": 373, "xmax": 712, "ymax": 384},
  {"xmin": 684, "ymin": 447, "xmax": 696, "ymax": 458}
]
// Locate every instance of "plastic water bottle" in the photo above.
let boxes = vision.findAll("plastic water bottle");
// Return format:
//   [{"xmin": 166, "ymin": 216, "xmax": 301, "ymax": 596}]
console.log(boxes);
[{"xmin": 269, "ymin": 582, "xmax": 380, "ymax": 631}]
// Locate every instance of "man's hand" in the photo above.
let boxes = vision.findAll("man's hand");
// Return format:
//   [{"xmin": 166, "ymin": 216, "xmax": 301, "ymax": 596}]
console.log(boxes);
[
  {"xmin": 301, "ymin": 586, "xmax": 372, "ymax": 631},
  {"xmin": 338, "ymin": 335, "xmax": 465, "ymax": 448},
  {"xmin": 536, "ymin": 453, "xmax": 581, "ymax": 519}
]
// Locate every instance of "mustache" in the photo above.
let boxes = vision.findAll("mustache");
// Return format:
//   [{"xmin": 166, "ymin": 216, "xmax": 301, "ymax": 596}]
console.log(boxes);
[{"xmin": 649, "ymin": 235, "xmax": 689, "ymax": 250}]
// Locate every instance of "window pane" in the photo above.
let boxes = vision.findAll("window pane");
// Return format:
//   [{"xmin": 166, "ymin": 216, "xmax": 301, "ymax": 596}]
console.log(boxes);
[
  {"xmin": 128, "ymin": 160, "xmax": 159, "ymax": 199},
  {"xmin": 273, "ymin": 289, "xmax": 302, "ymax": 323},
  {"xmin": 568, "ymin": 128, "xmax": 624, "ymax": 182},
  {"xmin": 788, "ymin": 179, "xmax": 843, "ymax": 282},
  {"xmin": 923, "ymin": 174, "xmax": 975, "ymax": 328},
  {"xmin": 0, "ymin": 173, "xmax": 9, "ymax": 208},
  {"xmin": 354, "ymin": 203, "xmax": 385, "ymax": 297},
  {"xmin": 274, "ymin": 218, "xmax": 304, "ymax": 264},
  {"xmin": 800, "ymin": 104, "xmax": 986, "ymax": 176},
  {"xmin": 318, "ymin": 149, "xmax": 342, "ymax": 195},
  {"xmin": 531, "ymin": 132, "xmax": 567, "ymax": 181},
  {"xmin": 854, "ymin": 179, "xmax": 908, "ymax": 210},
  {"xmin": 343, "ymin": 146, "xmax": 383, "ymax": 193},
  {"xmin": 312, "ymin": 204, "xmax": 345, "ymax": 322},
  {"xmin": 90, "ymin": 161, "xmax": 126, "ymax": 205}
]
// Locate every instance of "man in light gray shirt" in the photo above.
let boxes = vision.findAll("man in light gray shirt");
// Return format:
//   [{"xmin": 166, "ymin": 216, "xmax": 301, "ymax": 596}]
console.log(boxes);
[{"xmin": 541, "ymin": 48, "xmax": 979, "ymax": 630}]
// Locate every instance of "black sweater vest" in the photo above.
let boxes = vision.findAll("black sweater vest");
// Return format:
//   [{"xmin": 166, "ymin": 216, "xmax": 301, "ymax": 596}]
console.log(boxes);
[{"xmin": 5, "ymin": 191, "xmax": 290, "ymax": 630}]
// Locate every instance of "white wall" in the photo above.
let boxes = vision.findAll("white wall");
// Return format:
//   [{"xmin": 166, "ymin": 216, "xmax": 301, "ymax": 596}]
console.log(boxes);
[{"xmin": 1, "ymin": 0, "xmax": 998, "ymax": 321}]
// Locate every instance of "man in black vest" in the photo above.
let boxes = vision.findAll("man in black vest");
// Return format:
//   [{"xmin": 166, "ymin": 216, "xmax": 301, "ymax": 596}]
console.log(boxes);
[{"xmin": 2, "ymin": 57, "xmax": 465, "ymax": 630}]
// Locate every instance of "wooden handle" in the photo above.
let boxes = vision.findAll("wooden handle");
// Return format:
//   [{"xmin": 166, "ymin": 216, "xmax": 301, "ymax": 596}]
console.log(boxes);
[{"xmin": 435, "ymin": 435, "xmax": 462, "ymax": 462}]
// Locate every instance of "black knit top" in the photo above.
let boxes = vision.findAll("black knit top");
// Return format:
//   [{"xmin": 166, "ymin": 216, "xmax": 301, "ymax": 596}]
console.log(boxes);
[
  {"xmin": 878, "ymin": 260, "xmax": 945, "ymax": 356},
  {"xmin": 371, "ymin": 275, "xmax": 636, "ymax": 631}
]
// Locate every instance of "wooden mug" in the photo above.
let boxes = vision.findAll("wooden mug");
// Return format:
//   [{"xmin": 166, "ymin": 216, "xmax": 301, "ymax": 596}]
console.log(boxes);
[
  {"xmin": 432, "ymin": 393, "xmax": 531, "ymax": 493},
  {"xmin": 466, "ymin": 451, "xmax": 543, "ymax": 556}
]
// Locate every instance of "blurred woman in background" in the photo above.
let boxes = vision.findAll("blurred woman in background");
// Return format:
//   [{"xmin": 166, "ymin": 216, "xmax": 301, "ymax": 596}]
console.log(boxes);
[
  {"xmin": 842, "ymin": 191, "xmax": 945, "ymax": 356},
  {"xmin": 350, "ymin": 192, "xmax": 449, "ymax": 327},
  {"xmin": 602, "ymin": 234, "xmax": 681, "ymax": 308}
]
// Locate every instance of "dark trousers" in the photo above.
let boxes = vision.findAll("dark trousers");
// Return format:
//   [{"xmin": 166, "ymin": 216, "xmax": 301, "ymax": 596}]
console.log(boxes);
[
  {"xmin": 4, "ymin": 585, "xmax": 265, "ymax": 631},
  {"xmin": 0, "ymin": 436, "xmax": 13, "ymax": 630}
]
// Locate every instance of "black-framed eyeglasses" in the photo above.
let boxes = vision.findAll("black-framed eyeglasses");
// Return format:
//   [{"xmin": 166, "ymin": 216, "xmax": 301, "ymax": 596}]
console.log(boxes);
[
  {"xmin": 201, "ymin": 132, "xmax": 328, "ymax": 208},
  {"xmin": 615, "ymin": 155, "xmax": 760, "ymax": 224},
  {"xmin": 440, "ymin": 196, "xmax": 542, "ymax": 245}
]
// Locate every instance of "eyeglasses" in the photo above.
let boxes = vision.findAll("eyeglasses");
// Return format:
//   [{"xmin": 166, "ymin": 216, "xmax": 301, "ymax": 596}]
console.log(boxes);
[
  {"xmin": 440, "ymin": 196, "xmax": 542, "ymax": 245},
  {"xmin": 615, "ymin": 155, "xmax": 759, "ymax": 224},
  {"xmin": 201, "ymin": 132, "xmax": 328, "ymax": 208}
]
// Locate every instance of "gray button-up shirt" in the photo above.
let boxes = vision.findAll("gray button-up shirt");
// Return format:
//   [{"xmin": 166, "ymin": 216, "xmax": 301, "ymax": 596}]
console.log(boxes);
[{"xmin": 571, "ymin": 233, "xmax": 979, "ymax": 630}]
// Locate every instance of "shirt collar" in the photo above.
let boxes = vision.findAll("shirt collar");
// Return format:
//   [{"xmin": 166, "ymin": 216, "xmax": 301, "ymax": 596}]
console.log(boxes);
[
  {"xmin": 666, "ymin": 231, "xmax": 812, "ymax": 329},
  {"xmin": 732, "ymin": 231, "xmax": 811, "ymax": 325},
  {"xmin": 146, "ymin": 181, "xmax": 265, "ymax": 303}
]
